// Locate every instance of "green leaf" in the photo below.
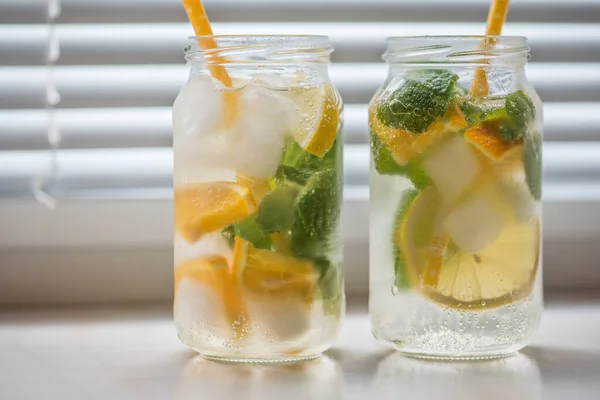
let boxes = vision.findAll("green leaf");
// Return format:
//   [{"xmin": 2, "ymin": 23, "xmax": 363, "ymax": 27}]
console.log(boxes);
[
  {"xmin": 277, "ymin": 137, "xmax": 343, "ymax": 302},
  {"xmin": 370, "ymin": 130, "xmax": 407, "ymax": 175},
  {"xmin": 483, "ymin": 90, "xmax": 536, "ymax": 142},
  {"xmin": 274, "ymin": 164, "xmax": 311, "ymax": 185},
  {"xmin": 523, "ymin": 132, "xmax": 542, "ymax": 201},
  {"xmin": 406, "ymin": 164, "xmax": 432, "ymax": 190},
  {"xmin": 458, "ymin": 99, "xmax": 486, "ymax": 126},
  {"xmin": 409, "ymin": 69, "xmax": 460, "ymax": 95},
  {"xmin": 392, "ymin": 189, "xmax": 420, "ymax": 290},
  {"xmin": 233, "ymin": 214, "xmax": 272, "ymax": 250},
  {"xmin": 256, "ymin": 183, "xmax": 301, "ymax": 234},
  {"xmin": 290, "ymin": 169, "xmax": 341, "ymax": 261},
  {"xmin": 459, "ymin": 91, "xmax": 535, "ymax": 143},
  {"xmin": 506, "ymin": 90, "xmax": 536, "ymax": 128},
  {"xmin": 370, "ymin": 131, "xmax": 432, "ymax": 189},
  {"xmin": 377, "ymin": 70, "xmax": 459, "ymax": 133},
  {"xmin": 282, "ymin": 139, "xmax": 338, "ymax": 173}
]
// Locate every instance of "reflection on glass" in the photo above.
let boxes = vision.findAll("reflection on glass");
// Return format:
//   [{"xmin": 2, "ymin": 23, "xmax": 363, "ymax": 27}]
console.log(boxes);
[
  {"xmin": 371, "ymin": 353, "xmax": 541, "ymax": 400},
  {"xmin": 177, "ymin": 355, "xmax": 342, "ymax": 400}
]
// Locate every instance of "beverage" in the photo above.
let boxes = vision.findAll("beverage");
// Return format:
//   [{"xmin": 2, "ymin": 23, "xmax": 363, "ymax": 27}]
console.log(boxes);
[
  {"xmin": 172, "ymin": 36, "xmax": 344, "ymax": 362},
  {"xmin": 368, "ymin": 36, "xmax": 542, "ymax": 359}
]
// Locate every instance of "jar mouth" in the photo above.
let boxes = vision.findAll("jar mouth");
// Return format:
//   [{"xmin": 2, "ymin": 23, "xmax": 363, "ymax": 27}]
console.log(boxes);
[
  {"xmin": 185, "ymin": 35, "xmax": 333, "ymax": 64},
  {"xmin": 384, "ymin": 36, "xmax": 529, "ymax": 65}
]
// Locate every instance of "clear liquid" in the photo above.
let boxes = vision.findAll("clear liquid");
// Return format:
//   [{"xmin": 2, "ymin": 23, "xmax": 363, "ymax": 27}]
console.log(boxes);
[
  {"xmin": 173, "ymin": 74, "xmax": 344, "ymax": 361},
  {"xmin": 369, "ymin": 167, "xmax": 542, "ymax": 359}
]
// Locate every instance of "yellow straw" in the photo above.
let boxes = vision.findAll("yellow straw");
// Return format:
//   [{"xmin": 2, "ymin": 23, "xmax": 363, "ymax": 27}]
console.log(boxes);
[
  {"xmin": 469, "ymin": 0, "xmax": 511, "ymax": 97},
  {"xmin": 181, "ymin": 0, "xmax": 237, "ymax": 124}
]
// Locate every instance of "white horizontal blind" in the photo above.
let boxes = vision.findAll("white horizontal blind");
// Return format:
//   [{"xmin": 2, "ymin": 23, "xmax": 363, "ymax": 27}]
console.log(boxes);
[
  {"xmin": 1, "ymin": 0, "xmax": 600, "ymax": 303},
  {"xmin": 1, "ymin": 0, "xmax": 600, "ymax": 198}
]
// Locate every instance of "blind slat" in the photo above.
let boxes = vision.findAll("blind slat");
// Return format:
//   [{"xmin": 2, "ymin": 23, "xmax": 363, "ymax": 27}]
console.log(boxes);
[
  {"xmin": 50, "ymin": 0, "xmax": 600, "ymax": 24},
  {"xmin": 4, "ymin": 22, "xmax": 600, "ymax": 66},
  {"xmin": 0, "ymin": 0, "xmax": 48, "ymax": 24},
  {"xmin": 1, "ymin": 143, "xmax": 599, "ymax": 198},
  {"xmin": 1, "ymin": 63, "xmax": 599, "ymax": 110},
  {"xmin": 1, "ymin": 103, "xmax": 598, "ymax": 151}
]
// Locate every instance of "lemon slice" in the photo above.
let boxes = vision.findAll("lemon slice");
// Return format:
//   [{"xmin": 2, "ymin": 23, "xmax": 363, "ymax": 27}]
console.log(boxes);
[
  {"xmin": 174, "ymin": 182, "xmax": 257, "ymax": 243},
  {"xmin": 174, "ymin": 255, "xmax": 248, "ymax": 342},
  {"xmin": 232, "ymin": 237, "xmax": 318, "ymax": 340},
  {"xmin": 289, "ymin": 83, "xmax": 341, "ymax": 158},
  {"xmin": 398, "ymin": 187, "xmax": 540, "ymax": 310}
]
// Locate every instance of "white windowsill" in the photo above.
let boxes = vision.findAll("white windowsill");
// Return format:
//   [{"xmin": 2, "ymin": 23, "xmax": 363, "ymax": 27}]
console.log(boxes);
[
  {"xmin": 2, "ymin": 187, "xmax": 600, "ymax": 305},
  {"xmin": 1, "ymin": 296, "xmax": 600, "ymax": 399}
]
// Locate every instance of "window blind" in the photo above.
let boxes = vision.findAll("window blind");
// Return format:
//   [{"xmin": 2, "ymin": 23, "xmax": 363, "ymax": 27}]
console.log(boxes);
[
  {"xmin": 1, "ymin": 0, "xmax": 600, "ymax": 198},
  {"xmin": 1, "ymin": 0, "xmax": 599, "ymax": 303}
]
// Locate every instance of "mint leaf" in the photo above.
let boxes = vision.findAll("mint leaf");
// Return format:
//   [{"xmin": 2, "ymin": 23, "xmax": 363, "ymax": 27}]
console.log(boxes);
[
  {"xmin": 459, "ymin": 90, "xmax": 535, "ymax": 142},
  {"xmin": 407, "ymin": 164, "xmax": 432, "ymax": 190},
  {"xmin": 410, "ymin": 69, "xmax": 460, "ymax": 95},
  {"xmin": 523, "ymin": 133, "xmax": 542, "ymax": 200},
  {"xmin": 290, "ymin": 169, "xmax": 341, "ymax": 260},
  {"xmin": 377, "ymin": 70, "xmax": 459, "ymax": 133},
  {"xmin": 256, "ymin": 183, "xmax": 301, "ymax": 234},
  {"xmin": 507, "ymin": 90, "xmax": 536, "ymax": 128},
  {"xmin": 484, "ymin": 90, "xmax": 536, "ymax": 142},
  {"xmin": 459, "ymin": 100, "xmax": 487, "ymax": 126},
  {"xmin": 274, "ymin": 164, "xmax": 311, "ymax": 185},
  {"xmin": 234, "ymin": 214, "xmax": 272, "ymax": 250},
  {"xmin": 282, "ymin": 138, "xmax": 338, "ymax": 173},
  {"xmin": 370, "ymin": 130, "xmax": 432, "ymax": 189},
  {"xmin": 370, "ymin": 130, "xmax": 407, "ymax": 175}
]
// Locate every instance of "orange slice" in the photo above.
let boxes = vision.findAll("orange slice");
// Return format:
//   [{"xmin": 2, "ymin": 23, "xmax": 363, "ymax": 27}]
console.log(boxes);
[
  {"xmin": 370, "ymin": 104, "xmax": 467, "ymax": 166},
  {"xmin": 174, "ymin": 182, "xmax": 256, "ymax": 243},
  {"xmin": 236, "ymin": 174, "xmax": 271, "ymax": 203},
  {"xmin": 232, "ymin": 237, "xmax": 317, "ymax": 301},
  {"xmin": 465, "ymin": 121, "xmax": 523, "ymax": 161}
]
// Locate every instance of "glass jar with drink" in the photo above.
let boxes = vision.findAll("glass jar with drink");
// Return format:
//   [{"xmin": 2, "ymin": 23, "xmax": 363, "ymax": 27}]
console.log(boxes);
[
  {"xmin": 172, "ymin": 35, "xmax": 344, "ymax": 362},
  {"xmin": 368, "ymin": 36, "xmax": 543, "ymax": 359}
]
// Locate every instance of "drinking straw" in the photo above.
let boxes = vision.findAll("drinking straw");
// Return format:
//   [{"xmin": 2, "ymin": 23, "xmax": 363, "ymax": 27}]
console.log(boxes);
[
  {"xmin": 470, "ymin": 0, "xmax": 511, "ymax": 96},
  {"xmin": 182, "ymin": 0, "xmax": 238, "ymax": 124}
]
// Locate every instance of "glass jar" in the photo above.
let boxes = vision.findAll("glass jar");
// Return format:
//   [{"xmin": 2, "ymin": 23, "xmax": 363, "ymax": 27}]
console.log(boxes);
[
  {"xmin": 368, "ymin": 36, "xmax": 543, "ymax": 359},
  {"xmin": 172, "ymin": 35, "xmax": 344, "ymax": 362}
]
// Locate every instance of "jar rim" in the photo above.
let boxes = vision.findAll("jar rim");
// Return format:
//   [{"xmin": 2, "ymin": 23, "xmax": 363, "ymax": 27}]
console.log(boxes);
[
  {"xmin": 185, "ymin": 35, "xmax": 333, "ymax": 64},
  {"xmin": 384, "ymin": 35, "xmax": 529, "ymax": 65},
  {"xmin": 386, "ymin": 35, "xmax": 527, "ymax": 42}
]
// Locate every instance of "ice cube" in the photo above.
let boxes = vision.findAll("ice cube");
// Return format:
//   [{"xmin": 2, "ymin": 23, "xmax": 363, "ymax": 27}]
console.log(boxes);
[
  {"xmin": 229, "ymin": 83, "xmax": 297, "ymax": 178},
  {"xmin": 444, "ymin": 188, "xmax": 508, "ymax": 253},
  {"xmin": 175, "ymin": 278, "xmax": 233, "ymax": 340},
  {"xmin": 497, "ymin": 177, "xmax": 536, "ymax": 223},
  {"xmin": 174, "ymin": 232, "xmax": 233, "ymax": 266},
  {"xmin": 173, "ymin": 75, "xmax": 237, "ymax": 184},
  {"xmin": 172, "ymin": 75, "xmax": 222, "ymax": 139},
  {"xmin": 245, "ymin": 295, "xmax": 311, "ymax": 342},
  {"xmin": 423, "ymin": 136, "xmax": 482, "ymax": 204},
  {"xmin": 252, "ymin": 72, "xmax": 298, "ymax": 89}
]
